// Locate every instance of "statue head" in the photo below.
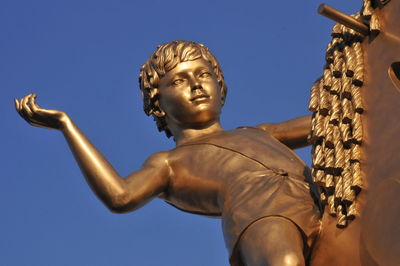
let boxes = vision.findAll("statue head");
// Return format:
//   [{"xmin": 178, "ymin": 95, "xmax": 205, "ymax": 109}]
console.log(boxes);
[{"xmin": 139, "ymin": 40, "xmax": 227, "ymax": 137}]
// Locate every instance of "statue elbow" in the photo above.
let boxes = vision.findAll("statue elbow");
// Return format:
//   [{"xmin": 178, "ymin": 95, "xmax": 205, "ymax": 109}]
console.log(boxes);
[
  {"xmin": 108, "ymin": 204, "xmax": 130, "ymax": 214},
  {"xmin": 106, "ymin": 194, "xmax": 134, "ymax": 214},
  {"xmin": 105, "ymin": 190, "xmax": 153, "ymax": 213}
]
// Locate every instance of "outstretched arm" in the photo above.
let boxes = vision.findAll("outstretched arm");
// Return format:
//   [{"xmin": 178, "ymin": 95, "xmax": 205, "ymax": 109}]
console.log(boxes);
[
  {"xmin": 256, "ymin": 115, "xmax": 312, "ymax": 149},
  {"xmin": 15, "ymin": 94, "xmax": 170, "ymax": 213}
]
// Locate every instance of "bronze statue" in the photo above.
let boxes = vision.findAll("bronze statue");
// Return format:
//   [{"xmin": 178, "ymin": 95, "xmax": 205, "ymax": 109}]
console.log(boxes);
[
  {"xmin": 15, "ymin": 41, "xmax": 321, "ymax": 266},
  {"xmin": 15, "ymin": 0, "xmax": 400, "ymax": 265}
]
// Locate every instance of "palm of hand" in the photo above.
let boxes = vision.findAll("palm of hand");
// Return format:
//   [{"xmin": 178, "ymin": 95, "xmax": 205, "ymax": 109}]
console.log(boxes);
[{"xmin": 15, "ymin": 93, "xmax": 67, "ymax": 130}]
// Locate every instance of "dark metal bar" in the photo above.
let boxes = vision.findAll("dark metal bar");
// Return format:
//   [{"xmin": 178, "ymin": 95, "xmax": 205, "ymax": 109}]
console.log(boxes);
[{"xmin": 318, "ymin": 4, "xmax": 370, "ymax": 36}]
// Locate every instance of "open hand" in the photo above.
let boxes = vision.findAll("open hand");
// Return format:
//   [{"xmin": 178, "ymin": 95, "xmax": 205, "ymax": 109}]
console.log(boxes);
[{"xmin": 15, "ymin": 94, "xmax": 69, "ymax": 130}]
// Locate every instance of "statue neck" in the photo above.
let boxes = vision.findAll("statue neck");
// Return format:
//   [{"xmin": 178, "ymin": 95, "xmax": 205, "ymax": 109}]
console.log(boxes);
[{"xmin": 170, "ymin": 121, "xmax": 223, "ymax": 146}]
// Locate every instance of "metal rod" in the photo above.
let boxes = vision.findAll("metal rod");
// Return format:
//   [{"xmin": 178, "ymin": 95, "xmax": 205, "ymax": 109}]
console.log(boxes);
[{"xmin": 318, "ymin": 4, "xmax": 370, "ymax": 36}]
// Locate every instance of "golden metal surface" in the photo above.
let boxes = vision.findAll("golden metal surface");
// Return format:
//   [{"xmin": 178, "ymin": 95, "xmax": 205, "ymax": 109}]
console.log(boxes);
[
  {"xmin": 388, "ymin": 62, "xmax": 400, "ymax": 91},
  {"xmin": 15, "ymin": 41, "xmax": 321, "ymax": 266},
  {"xmin": 310, "ymin": 0, "xmax": 400, "ymax": 265},
  {"xmin": 309, "ymin": 20, "xmax": 365, "ymax": 228},
  {"xmin": 14, "ymin": 0, "xmax": 400, "ymax": 265},
  {"xmin": 318, "ymin": 4, "xmax": 370, "ymax": 36}
]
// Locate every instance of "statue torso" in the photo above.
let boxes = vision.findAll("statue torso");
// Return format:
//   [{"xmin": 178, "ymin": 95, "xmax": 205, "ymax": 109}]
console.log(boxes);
[{"xmin": 161, "ymin": 127, "xmax": 309, "ymax": 215}]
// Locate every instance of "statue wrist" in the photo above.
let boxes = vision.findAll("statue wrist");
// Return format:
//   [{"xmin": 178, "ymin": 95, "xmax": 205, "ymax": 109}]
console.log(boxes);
[{"xmin": 59, "ymin": 112, "xmax": 72, "ymax": 130}]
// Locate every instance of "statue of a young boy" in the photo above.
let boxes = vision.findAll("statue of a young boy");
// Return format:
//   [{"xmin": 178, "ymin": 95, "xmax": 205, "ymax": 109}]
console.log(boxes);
[{"xmin": 15, "ymin": 40, "xmax": 321, "ymax": 266}]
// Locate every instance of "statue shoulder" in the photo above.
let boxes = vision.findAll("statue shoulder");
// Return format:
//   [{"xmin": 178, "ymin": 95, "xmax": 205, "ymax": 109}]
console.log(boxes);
[{"xmin": 143, "ymin": 150, "xmax": 171, "ymax": 169}]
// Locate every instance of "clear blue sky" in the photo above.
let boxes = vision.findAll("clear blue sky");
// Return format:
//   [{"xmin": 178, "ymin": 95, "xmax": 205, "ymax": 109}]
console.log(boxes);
[{"xmin": 1, "ymin": 1, "xmax": 362, "ymax": 265}]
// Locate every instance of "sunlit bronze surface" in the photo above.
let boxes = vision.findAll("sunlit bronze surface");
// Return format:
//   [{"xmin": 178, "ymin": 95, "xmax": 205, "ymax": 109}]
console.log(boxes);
[
  {"xmin": 16, "ymin": 42, "xmax": 321, "ymax": 266},
  {"xmin": 14, "ymin": 1, "xmax": 400, "ymax": 265},
  {"xmin": 318, "ymin": 4, "xmax": 369, "ymax": 36},
  {"xmin": 310, "ymin": 0, "xmax": 400, "ymax": 265},
  {"xmin": 388, "ymin": 62, "xmax": 400, "ymax": 91}
]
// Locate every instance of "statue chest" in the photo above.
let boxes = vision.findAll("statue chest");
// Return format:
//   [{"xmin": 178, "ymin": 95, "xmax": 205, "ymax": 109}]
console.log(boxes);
[{"xmin": 161, "ymin": 128, "xmax": 307, "ymax": 215}]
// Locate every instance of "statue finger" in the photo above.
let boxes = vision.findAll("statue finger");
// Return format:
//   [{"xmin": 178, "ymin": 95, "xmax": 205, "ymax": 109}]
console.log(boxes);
[
  {"xmin": 18, "ymin": 105, "xmax": 47, "ymax": 127},
  {"xmin": 15, "ymin": 96, "xmax": 40, "ymax": 126},
  {"xmin": 17, "ymin": 97, "xmax": 25, "ymax": 112},
  {"xmin": 28, "ymin": 94, "xmax": 39, "ymax": 113},
  {"xmin": 14, "ymin": 99, "xmax": 20, "ymax": 112},
  {"xmin": 30, "ymin": 94, "xmax": 48, "ymax": 114},
  {"xmin": 16, "ymin": 98, "xmax": 25, "ymax": 115},
  {"xmin": 15, "ymin": 98, "xmax": 28, "ymax": 120},
  {"xmin": 21, "ymin": 94, "xmax": 34, "ymax": 117},
  {"xmin": 32, "ymin": 98, "xmax": 45, "ymax": 113},
  {"xmin": 27, "ymin": 94, "xmax": 47, "ymax": 122}
]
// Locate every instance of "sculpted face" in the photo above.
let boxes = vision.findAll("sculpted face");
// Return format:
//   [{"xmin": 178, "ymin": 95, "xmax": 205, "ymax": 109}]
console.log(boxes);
[{"xmin": 158, "ymin": 58, "xmax": 223, "ymax": 129}]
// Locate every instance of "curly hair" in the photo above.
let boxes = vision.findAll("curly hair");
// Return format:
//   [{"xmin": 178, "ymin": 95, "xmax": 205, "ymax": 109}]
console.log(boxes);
[{"xmin": 139, "ymin": 40, "xmax": 227, "ymax": 138}]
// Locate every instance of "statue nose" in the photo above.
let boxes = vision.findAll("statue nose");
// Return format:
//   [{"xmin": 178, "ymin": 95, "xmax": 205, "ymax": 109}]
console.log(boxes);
[{"xmin": 191, "ymin": 82, "xmax": 203, "ymax": 91}]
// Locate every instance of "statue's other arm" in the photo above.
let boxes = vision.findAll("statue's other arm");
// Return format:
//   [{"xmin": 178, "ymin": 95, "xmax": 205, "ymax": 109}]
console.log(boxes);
[
  {"xmin": 256, "ymin": 115, "xmax": 312, "ymax": 149},
  {"xmin": 15, "ymin": 94, "xmax": 170, "ymax": 213}
]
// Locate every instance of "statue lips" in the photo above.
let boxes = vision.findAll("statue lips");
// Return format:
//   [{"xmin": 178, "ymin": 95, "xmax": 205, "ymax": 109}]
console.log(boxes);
[{"xmin": 190, "ymin": 94, "xmax": 210, "ymax": 103}]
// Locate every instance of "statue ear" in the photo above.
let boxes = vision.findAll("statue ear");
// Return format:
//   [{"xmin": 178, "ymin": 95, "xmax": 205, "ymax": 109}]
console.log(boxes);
[
  {"xmin": 150, "ymin": 88, "xmax": 166, "ymax": 117},
  {"xmin": 153, "ymin": 108, "xmax": 166, "ymax": 117},
  {"xmin": 152, "ymin": 99, "xmax": 166, "ymax": 117}
]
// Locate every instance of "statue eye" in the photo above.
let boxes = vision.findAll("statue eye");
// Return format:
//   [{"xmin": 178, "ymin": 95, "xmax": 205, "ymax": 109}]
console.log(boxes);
[
  {"xmin": 200, "ymin": 72, "xmax": 211, "ymax": 78},
  {"xmin": 172, "ymin": 79, "xmax": 184, "ymax": 86}
]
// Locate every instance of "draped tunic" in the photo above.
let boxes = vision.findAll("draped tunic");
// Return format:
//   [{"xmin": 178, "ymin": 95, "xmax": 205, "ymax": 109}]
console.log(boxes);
[{"xmin": 159, "ymin": 127, "xmax": 321, "ymax": 255}]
